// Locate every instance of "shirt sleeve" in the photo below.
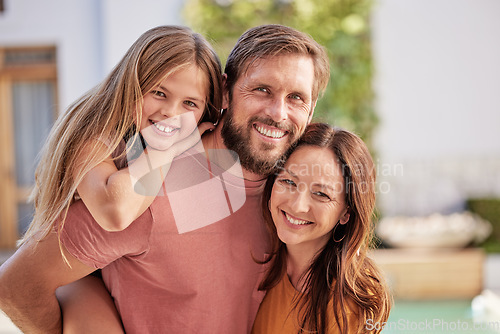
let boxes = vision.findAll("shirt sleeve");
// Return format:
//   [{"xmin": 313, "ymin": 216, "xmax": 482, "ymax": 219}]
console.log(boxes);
[{"xmin": 59, "ymin": 199, "xmax": 152, "ymax": 269}]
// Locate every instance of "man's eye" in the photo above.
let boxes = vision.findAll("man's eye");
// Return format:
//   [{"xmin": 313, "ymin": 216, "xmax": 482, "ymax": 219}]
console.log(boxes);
[
  {"xmin": 152, "ymin": 90, "xmax": 166, "ymax": 98},
  {"xmin": 256, "ymin": 87, "xmax": 268, "ymax": 93},
  {"xmin": 289, "ymin": 94, "xmax": 302, "ymax": 100}
]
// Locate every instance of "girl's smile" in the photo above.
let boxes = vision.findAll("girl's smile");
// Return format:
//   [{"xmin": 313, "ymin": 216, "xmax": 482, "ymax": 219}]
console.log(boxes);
[{"xmin": 150, "ymin": 120, "xmax": 180, "ymax": 136}]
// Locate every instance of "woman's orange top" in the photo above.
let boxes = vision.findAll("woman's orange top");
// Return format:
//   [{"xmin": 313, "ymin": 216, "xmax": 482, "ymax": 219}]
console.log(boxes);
[{"xmin": 252, "ymin": 274, "xmax": 357, "ymax": 333}]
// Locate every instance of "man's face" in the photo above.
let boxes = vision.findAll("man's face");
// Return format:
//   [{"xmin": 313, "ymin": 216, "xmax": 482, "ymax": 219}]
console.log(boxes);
[{"xmin": 221, "ymin": 54, "xmax": 316, "ymax": 176}]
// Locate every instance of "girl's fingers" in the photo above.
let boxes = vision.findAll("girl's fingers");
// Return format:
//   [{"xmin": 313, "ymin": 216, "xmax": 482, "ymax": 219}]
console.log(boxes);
[
  {"xmin": 171, "ymin": 122, "xmax": 214, "ymax": 156},
  {"xmin": 197, "ymin": 122, "xmax": 216, "ymax": 136}
]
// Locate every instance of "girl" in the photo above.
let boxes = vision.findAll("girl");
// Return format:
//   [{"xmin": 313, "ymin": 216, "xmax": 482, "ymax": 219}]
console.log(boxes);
[
  {"xmin": 20, "ymin": 25, "xmax": 223, "ymax": 246},
  {"xmin": 252, "ymin": 123, "xmax": 392, "ymax": 333}
]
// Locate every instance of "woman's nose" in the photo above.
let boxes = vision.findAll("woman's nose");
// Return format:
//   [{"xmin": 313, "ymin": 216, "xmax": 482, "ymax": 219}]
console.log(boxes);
[{"xmin": 291, "ymin": 187, "xmax": 310, "ymax": 213}]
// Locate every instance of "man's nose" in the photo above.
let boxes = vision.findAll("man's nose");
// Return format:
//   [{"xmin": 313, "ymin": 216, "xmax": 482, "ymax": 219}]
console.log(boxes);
[{"xmin": 265, "ymin": 98, "xmax": 287, "ymax": 123}]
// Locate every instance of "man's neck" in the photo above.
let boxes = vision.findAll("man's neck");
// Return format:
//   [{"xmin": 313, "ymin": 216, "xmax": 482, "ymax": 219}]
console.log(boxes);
[{"xmin": 201, "ymin": 123, "xmax": 266, "ymax": 182}]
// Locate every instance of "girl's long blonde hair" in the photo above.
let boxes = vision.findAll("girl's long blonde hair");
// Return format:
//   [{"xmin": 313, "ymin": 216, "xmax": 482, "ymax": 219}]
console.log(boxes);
[{"xmin": 20, "ymin": 25, "xmax": 222, "ymax": 245}]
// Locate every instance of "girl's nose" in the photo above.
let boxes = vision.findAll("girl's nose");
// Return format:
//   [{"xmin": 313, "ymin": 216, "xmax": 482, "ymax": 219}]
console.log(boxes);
[{"xmin": 160, "ymin": 102, "xmax": 184, "ymax": 117}]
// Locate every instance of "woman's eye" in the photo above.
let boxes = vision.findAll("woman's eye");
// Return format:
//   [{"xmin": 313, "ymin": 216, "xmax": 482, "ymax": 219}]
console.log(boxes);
[
  {"xmin": 313, "ymin": 191, "xmax": 331, "ymax": 201},
  {"xmin": 278, "ymin": 178, "xmax": 296, "ymax": 187},
  {"xmin": 256, "ymin": 87, "xmax": 268, "ymax": 93},
  {"xmin": 289, "ymin": 94, "xmax": 302, "ymax": 101}
]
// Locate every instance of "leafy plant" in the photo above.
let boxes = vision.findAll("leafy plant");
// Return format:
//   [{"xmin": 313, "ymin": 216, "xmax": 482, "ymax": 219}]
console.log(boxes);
[{"xmin": 467, "ymin": 198, "xmax": 500, "ymax": 253}]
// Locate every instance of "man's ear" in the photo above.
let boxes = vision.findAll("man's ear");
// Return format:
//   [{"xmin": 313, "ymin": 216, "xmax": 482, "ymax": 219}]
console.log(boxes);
[
  {"xmin": 222, "ymin": 73, "xmax": 229, "ymax": 110},
  {"xmin": 308, "ymin": 100, "xmax": 317, "ymax": 123}
]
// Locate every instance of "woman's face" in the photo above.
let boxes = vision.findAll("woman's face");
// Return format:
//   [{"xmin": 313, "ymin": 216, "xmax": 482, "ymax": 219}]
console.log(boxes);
[
  {"xmin": 269, "ymin": 145, "xmax": 350, "ymax": 253},
  {"xmin": 140, "ymin": 63, "xmax": 208, "ymax": 151}
]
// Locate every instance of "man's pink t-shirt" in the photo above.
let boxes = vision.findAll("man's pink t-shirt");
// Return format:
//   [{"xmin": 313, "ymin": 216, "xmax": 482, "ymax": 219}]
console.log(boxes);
[{"xmin": 60, "ymin": 149, "xmax": 270, "ymax": 333}]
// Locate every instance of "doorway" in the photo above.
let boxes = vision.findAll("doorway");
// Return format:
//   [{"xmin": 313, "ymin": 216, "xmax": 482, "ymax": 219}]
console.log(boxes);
[{"xmin": 0, "ymin": 46, "xmax": 57, "ymax": 248}]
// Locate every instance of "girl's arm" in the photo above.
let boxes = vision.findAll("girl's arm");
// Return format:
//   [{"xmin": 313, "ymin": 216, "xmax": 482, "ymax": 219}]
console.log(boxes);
[{"xmin": 76, "ymin": 122, "xmax": 214, "ymax": 231}]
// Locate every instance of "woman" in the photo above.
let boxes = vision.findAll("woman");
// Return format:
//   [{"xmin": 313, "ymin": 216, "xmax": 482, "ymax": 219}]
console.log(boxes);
[{"xmin": 252, "ymin": 123, "xmax": 392, "ymax": 333}]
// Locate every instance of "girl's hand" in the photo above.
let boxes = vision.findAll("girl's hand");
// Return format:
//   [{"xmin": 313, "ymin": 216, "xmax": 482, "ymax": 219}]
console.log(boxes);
[
  {"xmin": 169, "ymin": 121, "xmax": 215, "ymax": 157},
  {"xmin": 129, "ymin": 122, "xmax": 215, "ymax": 197}
]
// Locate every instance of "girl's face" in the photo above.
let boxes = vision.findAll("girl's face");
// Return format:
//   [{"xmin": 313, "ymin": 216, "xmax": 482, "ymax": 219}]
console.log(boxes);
[
  {"xmin": 140, "ymin": 63, "xmax": 208, "ymax": 151},
  {"xmin": 269, "ymin": 145, "xmax": 350, "ymax": 254}
]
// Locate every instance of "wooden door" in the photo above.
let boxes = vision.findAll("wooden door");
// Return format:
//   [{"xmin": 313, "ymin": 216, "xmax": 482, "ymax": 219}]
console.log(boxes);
[{"xmin": 0, "ymin": 47, "xmax": 57, "ymax": 248}]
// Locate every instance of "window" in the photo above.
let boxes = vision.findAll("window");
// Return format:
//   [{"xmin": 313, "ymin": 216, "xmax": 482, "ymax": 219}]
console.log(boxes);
[{"xmin": 0, "ymin": 47, "xmax": 58, "ymax": 248}]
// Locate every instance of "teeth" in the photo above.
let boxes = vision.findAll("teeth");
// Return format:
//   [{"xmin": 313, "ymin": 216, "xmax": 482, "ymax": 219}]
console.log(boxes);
[
  {"xmin": 285, "ymin": 212, "xmax": 310, "ymax": 225},
  {"xmin": 255, "ymin": 125, "xmax": 286, "ymax": 139},
  {"xmin": 153, "ymin": 122, "xmax": 176, "ymax": 133}
]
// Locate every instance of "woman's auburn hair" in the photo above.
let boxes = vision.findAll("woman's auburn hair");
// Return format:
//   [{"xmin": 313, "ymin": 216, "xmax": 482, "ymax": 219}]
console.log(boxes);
[
  {"xmin": 259, "ymin": 123, "xmax": 392, "ymax": 333},
  {"xmin": 20, "ymin": 25, "xmax": 223, "ymax": 246}
]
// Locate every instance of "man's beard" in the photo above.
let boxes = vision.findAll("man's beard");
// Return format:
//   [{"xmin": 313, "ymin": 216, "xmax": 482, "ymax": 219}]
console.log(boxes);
[{"xmin": 221, "ymin": 106, "xmax": 298, "ymax": 176}]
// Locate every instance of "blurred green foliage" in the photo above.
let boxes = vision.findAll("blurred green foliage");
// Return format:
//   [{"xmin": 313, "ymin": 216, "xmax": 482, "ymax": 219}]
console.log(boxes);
[
  {"xmin": 467, "ymin": 198, "xmax": 500, "ymax": 253},
  {"xmin": 183, "ymin": 0, "xmax": 377, "ymax": 149}
]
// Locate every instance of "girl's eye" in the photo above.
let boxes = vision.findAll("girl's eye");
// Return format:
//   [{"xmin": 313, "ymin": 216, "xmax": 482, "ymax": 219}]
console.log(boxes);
[
  {"xmin": 184, "ymin": 100, "xmax": 198, "ymax": 108},
  {"xmin": 152, "ymin": 90, "xmax": 166, "ymax": 98}
]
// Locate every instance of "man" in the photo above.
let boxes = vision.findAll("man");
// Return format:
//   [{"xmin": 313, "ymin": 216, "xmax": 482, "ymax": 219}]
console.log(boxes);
[{"xmin": 0, "ymin": 24, "xmax": 329, "ymax": 333}]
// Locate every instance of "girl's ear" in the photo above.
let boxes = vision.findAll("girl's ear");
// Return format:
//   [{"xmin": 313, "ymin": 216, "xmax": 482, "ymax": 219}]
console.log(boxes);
[
  {"xmin": 222, "ymin": 73, "xmax": 229, "ymax": 110},
  {"xmin": 339, "ymin": 208, "xmax": 350, "ymax": 225}
]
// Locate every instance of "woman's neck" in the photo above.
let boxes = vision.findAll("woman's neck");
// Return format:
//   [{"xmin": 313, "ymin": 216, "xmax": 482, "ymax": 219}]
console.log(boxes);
[{"xmin": 286, "ymin": 244, "xmax": 318, "ymax": 292}]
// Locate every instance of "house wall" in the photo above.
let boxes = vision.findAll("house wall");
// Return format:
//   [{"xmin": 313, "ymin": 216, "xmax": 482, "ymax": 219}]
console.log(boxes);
[{"xmin": 371, "ymin": 0, "xmax": 500, "ymax": 216}]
